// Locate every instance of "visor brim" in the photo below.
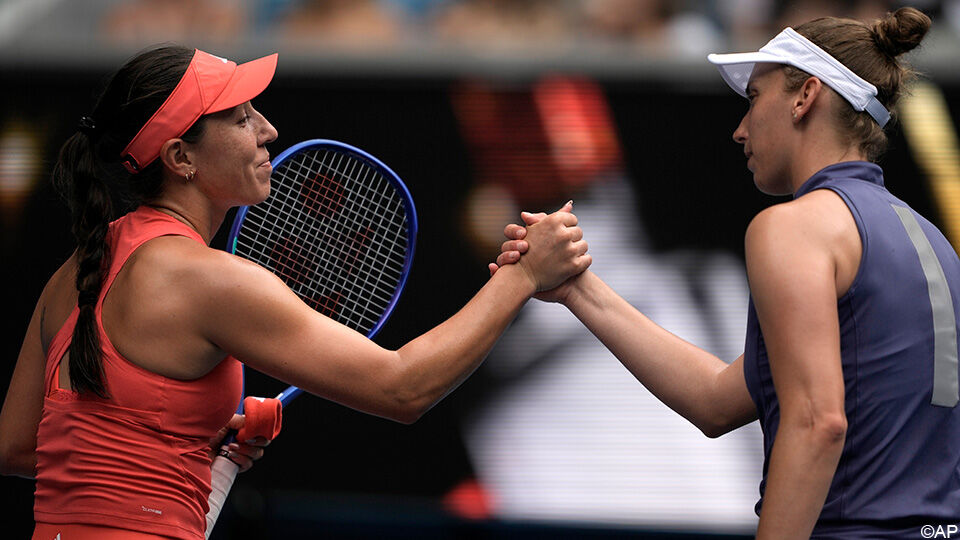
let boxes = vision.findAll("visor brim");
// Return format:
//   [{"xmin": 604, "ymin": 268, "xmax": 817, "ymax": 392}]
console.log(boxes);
[
  {"xmin": 208, "ymin": 53, "xmax": 278, "ymax": 114},
  {"xmin": 707, "ymin": 51, "xmax": 786, "ymax": 97}
]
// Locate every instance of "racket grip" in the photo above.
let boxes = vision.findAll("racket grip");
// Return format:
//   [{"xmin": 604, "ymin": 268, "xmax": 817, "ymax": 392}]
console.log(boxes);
[{"xmin": 205, "ymin": 451, "xmax": 240, "ymax": 539}]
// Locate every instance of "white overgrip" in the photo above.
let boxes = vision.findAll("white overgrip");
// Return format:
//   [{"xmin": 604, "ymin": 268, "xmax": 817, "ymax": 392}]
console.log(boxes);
[{"xmin": 205, "ymin": 451, "xmax": 240, "ymax": 538}]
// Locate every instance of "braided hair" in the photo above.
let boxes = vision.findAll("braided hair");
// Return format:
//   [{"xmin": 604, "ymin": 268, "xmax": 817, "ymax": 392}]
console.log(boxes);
[{"xmin": 53, "ymin": 46, "xmax": 207, "ymax": 397}]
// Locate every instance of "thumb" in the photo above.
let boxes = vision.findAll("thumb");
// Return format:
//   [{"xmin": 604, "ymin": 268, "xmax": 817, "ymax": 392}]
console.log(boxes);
[
  {"xmin": 226, "ymin": 413, "xmax": 245, "ymax": 431},
  {"xmin": 521, "ymin": 211, "xmax": 547, "ymax": 226}
]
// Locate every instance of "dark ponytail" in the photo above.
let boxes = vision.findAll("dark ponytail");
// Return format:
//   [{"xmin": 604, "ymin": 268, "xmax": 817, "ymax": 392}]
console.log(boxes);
[
  {"xmin": 53, "ymin": 131, "xmax": 113, "ymax": 396},
  {"xmin": 52, "ymin": 46, "xmax": 202, "ymax": 397}
]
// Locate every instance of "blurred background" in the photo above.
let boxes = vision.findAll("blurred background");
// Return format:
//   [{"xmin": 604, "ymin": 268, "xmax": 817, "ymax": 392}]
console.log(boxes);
[{"xmin": 1, "ymin": 0, "xmax": 959, "ymax": 538}]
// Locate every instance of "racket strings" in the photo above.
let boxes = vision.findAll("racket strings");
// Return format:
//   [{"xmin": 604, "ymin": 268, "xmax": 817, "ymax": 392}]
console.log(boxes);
[
  {"xmin": 244, "ymin": 185, "xmax": 402, "ymax": 328},
  {"xmin": 265, "ymin": 160, "xmax": 405, "ymax": 322},
  {"xmin": 234, "ymin": 148, "xmax": 410, "ymax": 335}
]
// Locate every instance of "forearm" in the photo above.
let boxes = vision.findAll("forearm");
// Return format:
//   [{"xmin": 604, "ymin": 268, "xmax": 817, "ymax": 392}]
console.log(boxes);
[
  {"xmin": 392, "ymin": 264, "xmax": 535, "ymax": 420},
  {"xmin": 0, "ymin": 449, "xmax": 36, "ymax": 478},
  {"xmin": 756, "ymin": 418, "xmax": 845, "ymax": 539},
  {"xmin": 564, "ymin": 270, "xmax": 750, "ymax": 435}
]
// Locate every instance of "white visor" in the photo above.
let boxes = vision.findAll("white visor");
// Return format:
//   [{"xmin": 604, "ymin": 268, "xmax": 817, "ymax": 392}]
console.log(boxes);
[{"xmin": 707, "ymin": 27, "xmax": 890, "ymax": 127}]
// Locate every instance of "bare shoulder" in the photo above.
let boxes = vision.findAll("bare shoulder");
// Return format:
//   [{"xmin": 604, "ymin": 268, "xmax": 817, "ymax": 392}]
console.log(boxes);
[
  {"xmin": 38, "ymin": 252, "xmax": 81, "ymax": 348},
  {"xmin": 119, "ymin": 235, "xmax": 278, "ymax": 310},
  {"xmin": 747, "ymin": 190, "xmax": 856, "ymax": 247},
  {"xmin": 745, "ymin": 189, "xmax": 860, "ymax": 296},
  {"xmin": 104, "ymin": 235, "xmax": 286, "ymax": 378}
]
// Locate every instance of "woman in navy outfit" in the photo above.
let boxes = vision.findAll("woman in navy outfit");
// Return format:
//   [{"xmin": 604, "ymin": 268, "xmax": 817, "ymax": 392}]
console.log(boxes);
[{"xmin": 495, "ymin": 7, "xmax": 958, "ymax": 539}]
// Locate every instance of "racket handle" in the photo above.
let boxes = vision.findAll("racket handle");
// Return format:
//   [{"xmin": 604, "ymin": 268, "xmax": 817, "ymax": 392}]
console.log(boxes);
[{"xmin": 205, "ymin": 451, "xmax": 240, "ymax": 538}]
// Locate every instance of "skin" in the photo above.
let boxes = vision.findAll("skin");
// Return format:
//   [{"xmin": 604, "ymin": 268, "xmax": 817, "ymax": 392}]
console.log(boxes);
[
  {"xmin": 495, "ymin": 64, "xmax": 865, "ymax": 539},
  {"xmin": 0, "ymin": 101, "xmax": 592, "ymax": 482}
]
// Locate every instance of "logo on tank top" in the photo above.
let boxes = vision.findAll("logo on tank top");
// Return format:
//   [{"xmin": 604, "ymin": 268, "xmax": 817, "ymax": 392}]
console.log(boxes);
[{"xmin": 141, "ymin": 504, "xmax": 163, "ymax": 515}]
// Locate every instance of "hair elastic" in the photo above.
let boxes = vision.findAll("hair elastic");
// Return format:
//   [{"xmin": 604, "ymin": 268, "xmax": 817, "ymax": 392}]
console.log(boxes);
[{"xmin": 78, "ymin": 116, "xmax": 97, "ymax": 136}]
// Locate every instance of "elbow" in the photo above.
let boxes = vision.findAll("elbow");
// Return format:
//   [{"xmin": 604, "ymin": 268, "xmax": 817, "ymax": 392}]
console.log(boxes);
[
  {"xmin": 695, "ymin": 405, "xmax": 749, "ymax": 439},
  {"xmin": 784, "ymin": 408, "xmax": 848, "ymax": 448},
  {"xmin": 0, "ymin": 441, "xmax": 17, "ymax": 475},
  {"xmin": 0, "ymin": 451, "xmax": 11, "ymax": 477},
  {"xmin": 383, "ymin": 394, "xmax": 431, "ymax": 425},
  {"xmin": 697, "ymin": 415, "xmax": 738, "ymax": 439},
  {"xmin": 378, "ymin": 367, "xmax": 434, "ymax": 425},
  {"xmin": 393, "ymin": 407, "xmax": 425, "ymax": 425},
  {"xmin": 376, "ymin": 352, "xmax": 447, "ymax": 425},
  {"xmin": 0, "ymin": 444, "xmax": 35, "ymax": 478},
  {"xmin": 699, "ymin": 423, "xmax": 727, "ymax": 439},
  {"xmin": 815, "ymin": 413, "xmax": 848, "ymax": 445}
]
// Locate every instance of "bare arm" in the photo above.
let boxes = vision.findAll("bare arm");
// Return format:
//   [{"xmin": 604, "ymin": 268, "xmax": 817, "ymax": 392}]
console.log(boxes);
[
  {"xmin": 0, "ymin": 293, "xmax": 46, "ymax": 478},
  {"xmin": 191, "ymin": 208, "xmax": 590, "ymax": 424},
  {"xmin": 494, "ymin": 213, "xmax": 756, "ymax": 437},
  {"xmin": 559, "ymin": 270, "xmax": 756, "ymax": 437},
  {"xmin": 747, "ymin": 201, "xmax": 849, "ymax": 540}
]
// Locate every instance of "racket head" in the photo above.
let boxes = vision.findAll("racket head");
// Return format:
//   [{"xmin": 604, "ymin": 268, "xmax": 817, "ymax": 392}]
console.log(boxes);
[{"xmin": 226, "ymin": 140, "xmax": 417, "ymax": 404}]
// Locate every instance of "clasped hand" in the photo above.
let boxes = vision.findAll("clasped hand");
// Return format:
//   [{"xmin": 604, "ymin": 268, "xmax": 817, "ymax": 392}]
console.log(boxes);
[{"xmin": 488, "ymin": 201, "xmax": 591, "ymax": 296}]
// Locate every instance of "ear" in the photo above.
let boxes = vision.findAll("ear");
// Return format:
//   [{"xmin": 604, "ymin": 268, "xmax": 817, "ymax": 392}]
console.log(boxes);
[
  {"xmin": 158, "ymin": 138, "xmax": 194, "ymax": 177},
  {"xmin": 792, "ymin": 76, "xmax": 824, "ymax": 123}
]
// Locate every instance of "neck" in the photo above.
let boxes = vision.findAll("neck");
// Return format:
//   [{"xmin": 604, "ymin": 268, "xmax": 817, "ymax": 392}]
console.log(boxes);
[
  {"xmin": 788, "ymin": 118, "xmax": 867, "ymax": 194},
  {"xmin": 150, "ymin": 170, "xmax": 233, "ymax": 245},
  {"xmin": 146, "ymin": 202, "xmax": 224, "ymax": 245}
]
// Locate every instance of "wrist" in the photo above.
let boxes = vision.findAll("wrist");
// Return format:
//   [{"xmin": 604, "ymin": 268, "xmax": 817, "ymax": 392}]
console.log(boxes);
[
  {"xmin": 560, "ymin": 269, "xmax": 593, "ymax": 308},
  {"xmin": 496, "ymin": 262, "xmax": 538, "ymax": 298}
]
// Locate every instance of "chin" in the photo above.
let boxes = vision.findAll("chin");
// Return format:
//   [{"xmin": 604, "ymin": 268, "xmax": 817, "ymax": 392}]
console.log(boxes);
[
  {"xmin": 754, "ymin": 178, "xmax": 792, "ymax": 197},
  {"xmin": 256, "ymin": 178, "xmax": 272, "ymax": 202}
]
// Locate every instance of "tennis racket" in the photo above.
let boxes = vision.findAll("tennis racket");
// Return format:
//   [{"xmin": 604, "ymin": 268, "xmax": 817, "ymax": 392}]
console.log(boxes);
[{"xmin": 205, "ymin": 139, "xmax": 418, "ymax": 537}]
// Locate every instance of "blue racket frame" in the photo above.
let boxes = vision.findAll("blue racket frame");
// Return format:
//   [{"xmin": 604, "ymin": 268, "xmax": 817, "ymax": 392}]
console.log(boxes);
[{"xmin": 226, "ymin": 139, "xmax": 418, "ymax": 407}]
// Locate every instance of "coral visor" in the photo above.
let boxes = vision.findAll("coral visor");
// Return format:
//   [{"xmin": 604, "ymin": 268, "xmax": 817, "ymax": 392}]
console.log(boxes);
[{"xmin": 121, "ymin": 49, "xmax": 278, "ymax": 173}]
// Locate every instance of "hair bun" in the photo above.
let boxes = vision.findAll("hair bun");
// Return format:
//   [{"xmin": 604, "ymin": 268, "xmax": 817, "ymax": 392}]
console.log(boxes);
[{"xmin": 872, "ymin": 7, "xmax": 931, "ymax": 57}]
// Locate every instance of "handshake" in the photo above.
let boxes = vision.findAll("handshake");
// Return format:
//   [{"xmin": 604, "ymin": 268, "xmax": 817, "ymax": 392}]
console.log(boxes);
[{"xmin": 488, "ymin": 201, "xmax": 592, "ymax": 302}]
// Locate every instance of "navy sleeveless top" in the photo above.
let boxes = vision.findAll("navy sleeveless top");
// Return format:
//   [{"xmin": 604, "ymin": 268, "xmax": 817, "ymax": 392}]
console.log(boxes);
[{"xmin": 743, "ymin": 162, "xmax": 960, "ymax": 536}]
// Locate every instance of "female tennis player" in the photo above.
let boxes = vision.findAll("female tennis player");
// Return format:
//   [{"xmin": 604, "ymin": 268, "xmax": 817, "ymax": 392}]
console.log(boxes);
[
  {"xmin": 0, "ymin": 46, "xmax": 589, "ymax": 540},
  {"xmin": 495, "ymin": 7, "xmax": 959, "ymax": 538}
]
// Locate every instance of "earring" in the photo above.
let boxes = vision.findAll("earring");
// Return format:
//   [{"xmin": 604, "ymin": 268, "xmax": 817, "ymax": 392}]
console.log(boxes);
[{"xmin": 185, "ymin": 170, "xmax": 196, "ymax": 181}]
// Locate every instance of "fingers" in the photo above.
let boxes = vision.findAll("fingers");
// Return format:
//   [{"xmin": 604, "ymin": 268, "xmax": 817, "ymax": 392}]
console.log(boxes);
[
  {"xmin": 501, "ymin": 239, "xmax": 528, "ymax": 253},
  {"xmin": 496, "ymin": 250, "xmax": 521, "ymax": 267},
  {"xmin": 568, "ymin": 226, "xmax": 583, "ymax": 243},
  {"xmin": 574, "ymin": 237, "xmax": 588, "ymax": 256},
  {"xmin": 575, "ymin": 253, "xmax": 593, "ymax": 273},
  {"xmin": 488, "ymin": 262, "xmax": 498, "ymax": 277},
  {"xmin": 520, "ymin": 212, "xmax": 546, "ymax": 226},
  {"xmin": 226, "ymin": 413, "xmax": 245, "ymax": 431},
  {"xmin": 554, "ymin": 210, "xmax": 578, "ymax": 227},
  {"xmin": 503, "ymin": 223, "xmax": 527, "ymax": 241},
  {"xmin": 226, "ymin": 442, "xmax": 263, "ymax": 473},
  {"xmin": 242, "ymin": 435, "xmax": 271, "ymax": 447},
  {"xmin": 228, "ymin": 435, "xmax": 271, "ymax": 473},
  {"xmin": 505, "ymin": 202, "xmax": 574, "ymax": 242}
]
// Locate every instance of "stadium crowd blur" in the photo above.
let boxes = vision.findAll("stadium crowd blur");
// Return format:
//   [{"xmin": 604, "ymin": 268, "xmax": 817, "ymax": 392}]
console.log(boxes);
[{"xmin": 102, "ymin": 0, "xmax": 960, "ymax": 54}]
